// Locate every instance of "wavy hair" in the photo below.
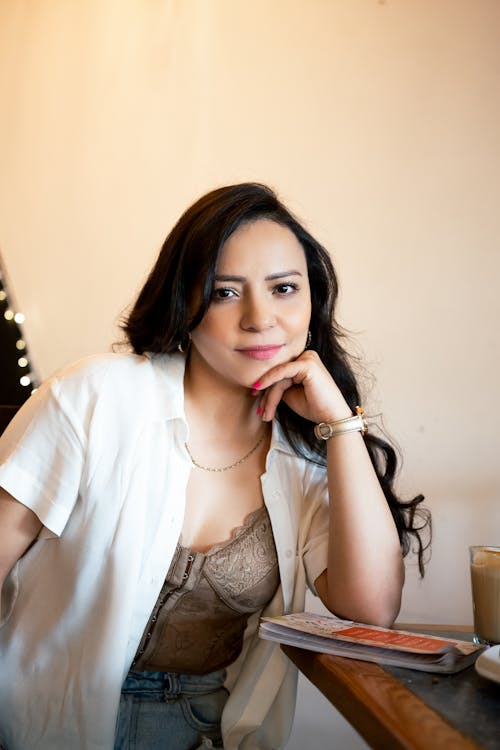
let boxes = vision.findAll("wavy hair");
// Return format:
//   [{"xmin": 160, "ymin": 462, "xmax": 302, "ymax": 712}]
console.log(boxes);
[{"xmin": 122, "ymin": 182, "xmax": 431, "ymax": 574}]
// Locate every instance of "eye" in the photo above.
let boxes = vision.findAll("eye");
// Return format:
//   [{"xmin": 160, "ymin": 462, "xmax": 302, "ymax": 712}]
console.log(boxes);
[
  {"xmin": 273, "ymin": 282, "xmax": 300, "ymax": 295},
  {"xmin": 212, "ymin": 287, "xmax": 236, "ymax": 301}
]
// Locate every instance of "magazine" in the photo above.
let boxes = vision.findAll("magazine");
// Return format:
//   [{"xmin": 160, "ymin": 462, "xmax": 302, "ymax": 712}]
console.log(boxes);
[{"xmin": 259, "ymin": 612, "xmax": 485, "ymax": 673}]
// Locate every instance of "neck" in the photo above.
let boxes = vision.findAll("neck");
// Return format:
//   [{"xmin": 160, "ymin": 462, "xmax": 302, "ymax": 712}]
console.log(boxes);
[{"xmin": 183, "ymin": 353, "xmax": 261, "ymax": 436}]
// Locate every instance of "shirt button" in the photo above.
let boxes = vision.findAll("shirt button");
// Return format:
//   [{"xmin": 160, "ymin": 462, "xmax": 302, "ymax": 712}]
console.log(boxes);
[
  {"xmin": 285, "ymin": 549, "xmax": 293, "ymax": 558},
  {"xmin": 272, "ymin": 490, "xmax": 281, "ymax": 499}
]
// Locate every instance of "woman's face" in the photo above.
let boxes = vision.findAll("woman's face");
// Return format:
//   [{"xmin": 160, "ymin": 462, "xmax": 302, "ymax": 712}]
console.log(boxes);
[{"xmin": 189, "ymin": 219, "xmax": 312, "ymax": 390}]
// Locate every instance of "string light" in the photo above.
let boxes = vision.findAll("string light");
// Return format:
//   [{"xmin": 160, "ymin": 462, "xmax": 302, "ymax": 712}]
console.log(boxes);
[{"xmin": 0, "ymin": 270, "xmax": 38, "ymax": 394}]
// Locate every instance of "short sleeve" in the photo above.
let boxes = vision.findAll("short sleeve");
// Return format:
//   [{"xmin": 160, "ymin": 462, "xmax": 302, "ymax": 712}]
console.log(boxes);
[{"xmin": 0, "ymin": 378, "xmax": 86, "ymax": 536}]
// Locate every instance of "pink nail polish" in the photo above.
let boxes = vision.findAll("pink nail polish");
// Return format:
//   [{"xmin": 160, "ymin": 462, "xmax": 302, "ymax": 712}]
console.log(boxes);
[
  {"xmin": 256, "ymin": 405, "xmax": 262, "ymax": 416},
  {"xmin": 252, "ymin": 380, "xmax": 262, "ymax": 390}
]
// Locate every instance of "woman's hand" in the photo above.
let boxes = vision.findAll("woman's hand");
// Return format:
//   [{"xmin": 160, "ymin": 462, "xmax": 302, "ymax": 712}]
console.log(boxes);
[{"xmin": 253, "ymin": 350, "xmax": 353, "ymax": 424}]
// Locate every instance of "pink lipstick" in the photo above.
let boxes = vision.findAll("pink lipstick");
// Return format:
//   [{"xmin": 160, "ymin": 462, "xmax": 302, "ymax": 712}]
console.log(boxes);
[{"xmin": 236, "ymin": 345, "xmax": 283, "ymax": 360}]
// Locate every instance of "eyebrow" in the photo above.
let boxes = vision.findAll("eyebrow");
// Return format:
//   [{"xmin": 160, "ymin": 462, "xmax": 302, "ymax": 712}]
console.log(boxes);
[{"xmin": 214, "ymin": 270, "xmax": 303, "ymax": 282}]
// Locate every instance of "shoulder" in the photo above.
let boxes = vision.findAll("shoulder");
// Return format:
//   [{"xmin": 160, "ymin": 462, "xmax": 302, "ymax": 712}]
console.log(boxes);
[
  {"xmin": 46, "ymin": 351, "xmax": 181, "ymax": 392},
  {"xmin": 48, "ymin": 352, "xmax": 152, "ymax": 386},
  {"xmin": 28, "ymin": 352, "xmax": 185, "ymax": 424},
  {"xmin": 1, "ymin": 353, "xmax": 186, "ymax": 467}
]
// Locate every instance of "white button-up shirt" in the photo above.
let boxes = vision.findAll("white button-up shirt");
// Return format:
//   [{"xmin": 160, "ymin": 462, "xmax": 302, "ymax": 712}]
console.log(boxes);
[{"xmin": 0, "ymin": 353, "xmax": 330, "ymax": 750}]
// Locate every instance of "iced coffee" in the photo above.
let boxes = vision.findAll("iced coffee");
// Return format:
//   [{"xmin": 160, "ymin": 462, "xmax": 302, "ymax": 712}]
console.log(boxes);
[{"xmin": 470, "ymin": 546, "xmax": 500, "ymax": 645}]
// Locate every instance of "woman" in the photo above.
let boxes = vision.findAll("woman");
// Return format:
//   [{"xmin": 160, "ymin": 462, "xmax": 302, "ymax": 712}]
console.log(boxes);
[{"xmin": 0, "ymin": 183, "xmax": 429, "ymax": 750}]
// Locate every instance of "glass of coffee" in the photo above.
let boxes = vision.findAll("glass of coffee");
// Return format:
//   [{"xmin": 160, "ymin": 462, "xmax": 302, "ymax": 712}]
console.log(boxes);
[{"xmin": 470, "ymin": 546, "xmax": 500, "ymax": 645}]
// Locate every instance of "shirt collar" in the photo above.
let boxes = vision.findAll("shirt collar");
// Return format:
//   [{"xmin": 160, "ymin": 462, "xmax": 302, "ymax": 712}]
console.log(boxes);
[
  {"xmin": 269, "ymin": 418, "xmax": 300, "ymax": 458},
  {"xmin": 145, "ymin": 352, "xmax": 187, "ymax": 423}
]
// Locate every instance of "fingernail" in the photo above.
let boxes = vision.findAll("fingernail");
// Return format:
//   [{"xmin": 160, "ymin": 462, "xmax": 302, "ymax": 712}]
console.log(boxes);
[
  {"xmin": 252, "ymin": 380, "xmax": 262, "ymax": 390},
  {"xmin": 256, "ymin": 405, "xmax": 262, "ymax": 416},
  {"xmin": 251, "ymin": 388, "xmax": 259, "ymax": 397}
]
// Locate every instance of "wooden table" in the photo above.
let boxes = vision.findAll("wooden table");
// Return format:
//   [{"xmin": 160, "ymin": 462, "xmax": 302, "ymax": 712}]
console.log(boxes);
[{"xmin": 282, "ymin": 626, "xmax": 500, "ymax": 750}]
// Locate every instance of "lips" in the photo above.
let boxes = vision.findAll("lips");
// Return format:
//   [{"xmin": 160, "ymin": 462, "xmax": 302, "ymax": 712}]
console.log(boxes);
[{"xmin": 236, "ymin": 345, "xmax": 284, "ymax": 361}]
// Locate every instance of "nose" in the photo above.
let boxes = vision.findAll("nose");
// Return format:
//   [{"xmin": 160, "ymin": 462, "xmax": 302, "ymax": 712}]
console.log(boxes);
[{"xmin": 240, "ymin": 292, "xmax": 276, "ymax": 332}]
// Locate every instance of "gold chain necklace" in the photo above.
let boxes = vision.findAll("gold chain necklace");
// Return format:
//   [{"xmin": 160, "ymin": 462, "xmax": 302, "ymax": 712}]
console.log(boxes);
[{"xmin": 185, "ymin": 431, "xmax": 267, "ymax": 472}]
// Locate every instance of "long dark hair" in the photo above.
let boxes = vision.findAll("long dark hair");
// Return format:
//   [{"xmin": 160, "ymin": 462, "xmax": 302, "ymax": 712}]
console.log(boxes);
[{"xmin": 123, "ymin": 182, "xmax": 431, "ymax": 574}]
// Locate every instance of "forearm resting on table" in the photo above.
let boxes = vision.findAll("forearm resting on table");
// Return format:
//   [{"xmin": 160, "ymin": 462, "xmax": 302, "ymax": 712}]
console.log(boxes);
[
  {"xmin": 316, "ymin": 432, "xmax": 405, "ymax": 628},
  {"xmin": 0, "ymin": 487, "xmax": 42, "ymax": 590}
]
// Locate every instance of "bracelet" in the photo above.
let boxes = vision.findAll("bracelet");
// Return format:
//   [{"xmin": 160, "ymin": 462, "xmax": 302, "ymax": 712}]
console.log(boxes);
[{"xmin": 314, "ymin": 406, "xmax": 368, "ymax": 441}]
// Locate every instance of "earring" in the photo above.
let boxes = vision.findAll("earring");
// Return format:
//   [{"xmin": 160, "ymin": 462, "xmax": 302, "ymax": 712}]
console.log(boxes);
[
  {"xmin": 177, "ymin": 333, "xmax": 191, "ymax": 353},
  {"xmin": 306, "ymin": 330, "xmax": 312, "ymax": 348}
]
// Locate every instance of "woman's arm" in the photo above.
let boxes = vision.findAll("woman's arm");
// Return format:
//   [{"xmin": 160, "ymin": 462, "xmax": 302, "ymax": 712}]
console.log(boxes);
[
  {"xmin": 254, "ymin": 350, "xmax": 404, "ymax": 628},
  {"xmin": 314, "ymin": 427, "xmax": 404, "ymax": 627},
  {"xmin": 0, "ymin": 487, "xmax": 42, "ymax": 590}
]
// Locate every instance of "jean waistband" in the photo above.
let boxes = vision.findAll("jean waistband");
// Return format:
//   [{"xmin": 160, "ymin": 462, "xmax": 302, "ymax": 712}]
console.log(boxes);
[{"xmin": 122, "ymin": 669, "xmax": 227, "ymax": 697}]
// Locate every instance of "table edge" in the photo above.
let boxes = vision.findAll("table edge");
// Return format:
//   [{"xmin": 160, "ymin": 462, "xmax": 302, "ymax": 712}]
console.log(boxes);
[{"xmin": 283, "ymin": 644, "xmax": 482, "ymax": 750}]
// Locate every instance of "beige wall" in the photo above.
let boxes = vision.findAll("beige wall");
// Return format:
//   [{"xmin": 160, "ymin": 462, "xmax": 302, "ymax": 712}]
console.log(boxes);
[{"xmin": 1, "ymin": 0, "xmax": 499, "ymax": 631}]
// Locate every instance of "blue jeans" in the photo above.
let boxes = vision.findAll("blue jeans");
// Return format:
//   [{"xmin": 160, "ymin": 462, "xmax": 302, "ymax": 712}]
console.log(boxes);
[{"xmin": 114, "ymin": 669, "xmax": 228, "ymax": 750}]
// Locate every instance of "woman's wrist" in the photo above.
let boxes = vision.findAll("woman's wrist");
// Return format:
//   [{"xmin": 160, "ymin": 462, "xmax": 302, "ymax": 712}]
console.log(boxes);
[{"xmin": 314, "ymin": 407, "xmax": 368, "ymax": 441}]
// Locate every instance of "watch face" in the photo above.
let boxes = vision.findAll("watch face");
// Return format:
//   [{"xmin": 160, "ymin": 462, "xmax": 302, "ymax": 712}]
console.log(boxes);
[{"xmin": 318, "ymin": 423, "xmax": 332, "ymax": 440}]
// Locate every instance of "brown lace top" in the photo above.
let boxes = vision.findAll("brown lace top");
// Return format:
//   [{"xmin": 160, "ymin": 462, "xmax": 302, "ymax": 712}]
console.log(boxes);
[{"xmin": 133, "ymin": 505, "xmax": 279, "ymax": 674}]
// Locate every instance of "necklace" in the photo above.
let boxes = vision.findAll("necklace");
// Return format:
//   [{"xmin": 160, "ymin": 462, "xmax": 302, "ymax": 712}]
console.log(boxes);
[{"xmin": 185, "ymin": 431, "xmax": 267, "ymax": 472}]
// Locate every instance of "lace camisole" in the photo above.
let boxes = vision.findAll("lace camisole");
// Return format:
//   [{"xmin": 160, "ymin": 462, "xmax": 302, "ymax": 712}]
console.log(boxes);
[{"xmin": 133, "ymin": 505, "xmax": 279, "ymax": 674}]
